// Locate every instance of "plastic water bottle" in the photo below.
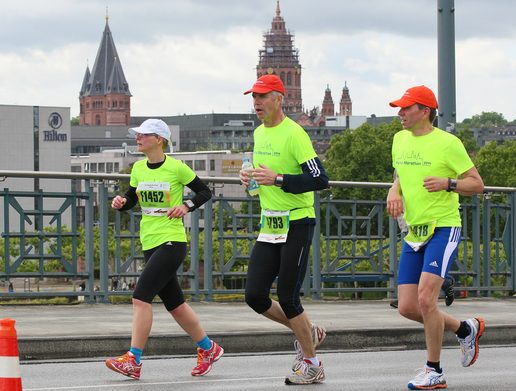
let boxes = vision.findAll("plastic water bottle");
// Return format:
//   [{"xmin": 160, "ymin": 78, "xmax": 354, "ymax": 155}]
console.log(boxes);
[{"xmin": 242, "ymin": 154, "xmax": 260, "ymax": 196}]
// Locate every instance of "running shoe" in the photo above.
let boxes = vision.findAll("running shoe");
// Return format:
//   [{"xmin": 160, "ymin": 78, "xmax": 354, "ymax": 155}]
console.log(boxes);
[
  {"xmin": 292, "ymin": 323, "xmax": 326, "ymax": 371},
  {"xmin": 105, "ymin": 352, "xmax": 142, "ymax": 380},
  {"xmin": 408, "ymin": 365, "xmax": 447, "ymax": 390},
  {"xmin": 191, "ymin": 341, "xmax": 224, "ymax": 376},
  {"xmin": 457, "ymin": 317, "xmax": 485, "ymax": 367},
  {"xmin": 285, "ymin": 360, "xmax": 325, "ymax": 385}
]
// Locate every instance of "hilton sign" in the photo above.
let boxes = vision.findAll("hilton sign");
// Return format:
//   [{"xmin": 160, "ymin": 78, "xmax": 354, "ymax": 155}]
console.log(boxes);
[
  {"xmin": 43, "ymin": 129, "xmax": 67, "ymax": 141},
  {"xmin": 43, "ymin": 112, "xmax": 67, "ymax": 141}
]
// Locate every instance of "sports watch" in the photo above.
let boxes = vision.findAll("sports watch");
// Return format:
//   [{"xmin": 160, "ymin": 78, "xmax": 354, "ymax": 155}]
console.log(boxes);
[
  {"xmin": 274, "ymin": 174, "xmax": 284, "ymax": 187},
  {"xmin": 183, "ymin": 199, "xmax": 195, "ymax": 211},
  {"xmin": 447, "ymin": 178, "xmax": 458, "ymax": 192}
]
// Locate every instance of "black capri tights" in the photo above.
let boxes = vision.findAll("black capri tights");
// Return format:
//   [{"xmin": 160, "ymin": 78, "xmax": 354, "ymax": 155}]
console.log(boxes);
[
  {"xmin": 245, "ymin": 223, "xmax": 315, "ymax": 319},
  {"xmin": 133, "ymin": 241, "xmax": 187, "ymax": 311}
]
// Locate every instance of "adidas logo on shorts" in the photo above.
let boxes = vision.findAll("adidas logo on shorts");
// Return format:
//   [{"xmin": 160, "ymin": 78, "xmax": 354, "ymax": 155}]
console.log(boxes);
[{"xmin": 429, "ymin": 261, "xmax": 439, "ymax": 267}]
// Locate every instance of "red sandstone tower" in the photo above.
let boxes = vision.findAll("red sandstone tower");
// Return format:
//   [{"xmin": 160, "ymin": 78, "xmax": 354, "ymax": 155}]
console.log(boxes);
[
  {"xmin": 339, "ymin": 82, "xmax": 352, "ymax": 116},
  {"xmin": 79, "ymin": 16, "xmax": 131, "ymax": 126},
  {"xmin": 256, "ymin": 1, "xmax": 302, "ymax": 113},
  {"xmin": 321, "ymin": 84, "xmax": 335, "ymax": 117}
]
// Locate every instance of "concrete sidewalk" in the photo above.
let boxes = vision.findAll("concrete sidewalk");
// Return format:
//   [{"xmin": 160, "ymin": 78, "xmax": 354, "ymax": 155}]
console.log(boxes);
[{"xmin": 2, "ymin": 298, "xmax": 515, "ymax": 360}]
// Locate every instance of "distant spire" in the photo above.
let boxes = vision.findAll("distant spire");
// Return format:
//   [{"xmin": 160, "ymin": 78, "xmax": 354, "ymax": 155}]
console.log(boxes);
[
  {"xmin": 105, "ymin": 6, "xmax": 109, "ymax": 23},
  {"xmin": 276, "ymin": 1, "xmax": 281, "ymax": 17}
]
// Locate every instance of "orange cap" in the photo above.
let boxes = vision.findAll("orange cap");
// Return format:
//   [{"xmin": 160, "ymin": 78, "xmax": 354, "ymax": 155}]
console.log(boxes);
[{"xmin": 389, "ymin": 85, "xmax": 438, "ymax": 109}]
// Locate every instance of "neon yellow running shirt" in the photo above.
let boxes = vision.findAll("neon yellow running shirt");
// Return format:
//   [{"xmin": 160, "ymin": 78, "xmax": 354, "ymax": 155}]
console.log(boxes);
[
  {"xmin": 392, "ymin": 127, "xmax": 473, "ymax": 227},
  {"xmin": 253, "ymin": 117, "xmax": 317, "ymax": 221},
  {"xmin": 130, "ymin": 156, "xmax": 195, "ymax": 249}
]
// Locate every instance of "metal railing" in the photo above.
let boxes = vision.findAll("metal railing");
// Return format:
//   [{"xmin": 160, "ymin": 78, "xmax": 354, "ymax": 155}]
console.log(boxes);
[{"xmin": 0, "ymin": 170, "xmax": 515, "ymax": 302}]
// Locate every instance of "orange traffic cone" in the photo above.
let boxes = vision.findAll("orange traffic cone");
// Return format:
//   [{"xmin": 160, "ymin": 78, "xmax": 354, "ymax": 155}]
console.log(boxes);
[{"xmin": 0, "ymin": 318, "xmax": 22, "ymax": 391}]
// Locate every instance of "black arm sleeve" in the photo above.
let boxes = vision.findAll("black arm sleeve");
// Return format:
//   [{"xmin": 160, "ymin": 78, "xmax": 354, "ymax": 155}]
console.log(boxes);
[
  {"xmin": 118, "ymin": 186, "xmax": 138, "ymax": 211},
  {"xmin": 185, "ymin": 176, "xmax": 212, "ymax": 210},
  {"xmin": 281, "ymin": 156, "xmax": 329, "ymax": 194}
]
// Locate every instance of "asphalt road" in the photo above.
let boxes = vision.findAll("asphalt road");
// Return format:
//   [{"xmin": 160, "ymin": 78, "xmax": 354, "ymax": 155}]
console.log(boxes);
[{"xmin": 20, "ymin": 345, "xmax": 516, "ymax": 391}]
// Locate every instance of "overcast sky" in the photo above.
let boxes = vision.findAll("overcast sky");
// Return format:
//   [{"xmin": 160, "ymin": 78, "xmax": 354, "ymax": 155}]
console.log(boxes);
[{"xmin": 1, "ymin": 0, "xmax": 515, "ymax": 122}]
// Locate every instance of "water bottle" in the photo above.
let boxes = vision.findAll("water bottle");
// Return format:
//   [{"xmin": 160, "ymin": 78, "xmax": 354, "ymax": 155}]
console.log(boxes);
[{"xmin": 242, "ymin": 154, "xmax": 260, "ymax": 196}]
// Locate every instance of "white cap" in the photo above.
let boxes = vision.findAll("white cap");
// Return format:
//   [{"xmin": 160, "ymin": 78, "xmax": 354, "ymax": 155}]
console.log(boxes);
[{"xmin": 129, "ymin": 119, "xmax": 171, "ymax": 141}]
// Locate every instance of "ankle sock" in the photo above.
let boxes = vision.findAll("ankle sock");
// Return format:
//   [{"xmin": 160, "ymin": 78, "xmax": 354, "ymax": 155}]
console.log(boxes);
[
  {"xmin": 129, "ymin": 347, "xmax": 143, "ymax": 364},
  {"xmin": 456, "ymin": 320, "xmax": 471, "ymax": 339},
  {"xmin": 426, "ymin": 361, "xmax": 442, "ymax": 373},
  {"xmin": 196, "ymin": 336, "xmax": 213, "ymax": 351},
  {"xmin": 304, "ymin": 357, "xmax": 320, "ymax": 366}
]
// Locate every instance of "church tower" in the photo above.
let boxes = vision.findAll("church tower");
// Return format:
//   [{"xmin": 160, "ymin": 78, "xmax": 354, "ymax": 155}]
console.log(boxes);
[
  {"xmin": 256, "ymin": 1, "xmax": 302, "ymax": 113},
  {"xmin": 321, "ymin": 84, "xmax": 335, "ymax": 117},
  {"xmin": 339, "ymin": 82, "xmax": 352, "ymax": 116},
  {"xmin": 79, "ymin": 15, "xmax": 131, "ymax": 126}
]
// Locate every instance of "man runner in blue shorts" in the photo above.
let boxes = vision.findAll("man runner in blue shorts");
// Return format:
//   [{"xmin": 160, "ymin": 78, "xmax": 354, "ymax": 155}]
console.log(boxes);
[{"xmin": 386, "ymin": 86, "xmax": 485, "ymax": 390}]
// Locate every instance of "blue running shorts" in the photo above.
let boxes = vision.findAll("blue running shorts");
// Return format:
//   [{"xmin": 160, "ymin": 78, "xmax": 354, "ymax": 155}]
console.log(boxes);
[{"xmin": 398, "ymin": 227, "xmax": 461, "ymax": 285}]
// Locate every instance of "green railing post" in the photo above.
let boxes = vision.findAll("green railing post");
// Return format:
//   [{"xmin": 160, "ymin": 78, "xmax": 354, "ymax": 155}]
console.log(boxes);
[
  {"xmin": 203, "ymin": 200, "xmax": 213, "ymax": 301},
  {"xmin": 471, "ymin": 196, "xmax": 481, "ymax": 296},
  {"xmin": 190, "ymin": 208, "xmax": 200, "ymax": 301},
  {"xmin": 511, "ymin": 193, "xmax": 516, "ymax": 293},
  {"xmin": 482, "ymin": 196, "xmax": 492, "ymax": 297},
  {"xmin": 311, "ymin": 193, "xmax": 321, "ymax": 299},
  {"xmin": 388, "ymin": 217, "xmax": 399, "ymax": 299}
]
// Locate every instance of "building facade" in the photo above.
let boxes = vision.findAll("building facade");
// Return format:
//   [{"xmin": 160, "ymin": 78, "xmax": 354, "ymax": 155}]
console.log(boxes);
[{"xmin": 0, "ymin": 105, "xmax": 71, "ymax": 229}]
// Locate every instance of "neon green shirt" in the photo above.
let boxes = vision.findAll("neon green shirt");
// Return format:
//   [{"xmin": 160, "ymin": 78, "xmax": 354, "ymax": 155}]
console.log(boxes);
[
  {"xmin": 130, "ymin": 156, "xmax": 195, "ymax": 250},
  {"xmin": 253, "ymin": 117, "xmax": 317, "ymax": 221},
  {"xmin": 392, "ymin": 127, "xmax": 474, "ymax": 227}
]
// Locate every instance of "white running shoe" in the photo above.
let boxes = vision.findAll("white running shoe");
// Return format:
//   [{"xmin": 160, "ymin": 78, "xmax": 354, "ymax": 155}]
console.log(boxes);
[
  {"xmin": 285, "ymin": 360, "xmax": 325, "ymax": 385},
  {"xmin": 457, "ymin": 317, "xmax": 485, "ymax": 367},
  {"xmin": 291, "ymin": 323, "xmax": 326, "ymax": 371},
  {"xmin": 407, "ymin": 365, "xmax": 447, "ymax": 390}
]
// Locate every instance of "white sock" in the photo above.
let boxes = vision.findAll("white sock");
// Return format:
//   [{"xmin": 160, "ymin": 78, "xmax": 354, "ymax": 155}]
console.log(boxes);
[{"xmin": 304, "ymin": 356, "xmax": 320, "ymax": 366}]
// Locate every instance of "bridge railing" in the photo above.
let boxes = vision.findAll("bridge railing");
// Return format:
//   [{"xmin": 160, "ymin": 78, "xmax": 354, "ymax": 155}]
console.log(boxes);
[{"xmin": 0, "ymin": 170, "xmax": 514, "ymax": 303}]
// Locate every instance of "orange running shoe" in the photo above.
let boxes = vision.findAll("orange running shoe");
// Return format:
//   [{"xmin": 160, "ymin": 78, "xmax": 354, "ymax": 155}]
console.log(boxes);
[
  {"xmin": 105, "ymin": 352, "xmax": 142, "ymax": 380},
  {"xmin": 191, "ymin": 341, "xmax": 224, "ymax": 376}
]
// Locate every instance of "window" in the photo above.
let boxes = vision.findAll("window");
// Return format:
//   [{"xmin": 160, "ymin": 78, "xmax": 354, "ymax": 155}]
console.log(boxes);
[
  {"xmin": 210, "ymin": 160, "xmax": 215, "ymax": 171},
  {"xmin": 185, "ymin": 160, "xmax": 193, "ymax": 168},
  {"xmin": 98, "ymin": 163, "xmax": 105, "ymax": 172},
  {"xmin": 114, "ymin": 162, "xmax": 119, "ymax": 172},
  {"xmin": 84, "ymin": 163, "xmax": 89, "ymax": 173},
  {"xmin": 107, "ymin": 162, "xmax": 113, "ymax": 172},
  {"xmin": 194, "ymin": 160, "xmax": 206, "ymax": 171},
  {"xmin": 90, "ymin": 163, "xmax": 97, "ymax": 173}
]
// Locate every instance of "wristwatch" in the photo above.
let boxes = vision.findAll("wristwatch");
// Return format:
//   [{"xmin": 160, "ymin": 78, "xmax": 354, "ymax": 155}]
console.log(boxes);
[
  {"xmin": 274, "ymin": 174, "xmax": 284, "ymax": 187},
  {"xmin": 183, "ymin": 199, "xmax": 195, "ymax": 211},
  {"xmin": 447, "ymin": 178, "xmax": 458, "ymax": 192}
]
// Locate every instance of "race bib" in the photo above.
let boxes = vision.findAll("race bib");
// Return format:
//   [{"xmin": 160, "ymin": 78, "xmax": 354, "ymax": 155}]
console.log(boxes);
[
  {"xmin": 404, "ymin": 221, "xmax": 436, "ymax": 251},
  {"xmin": 136, "ymin": 182, "xmax": 171, "ymax": 216},
  {"xmin": 257, "ymin": 209, "xmax": 290, "ymax": 244}
]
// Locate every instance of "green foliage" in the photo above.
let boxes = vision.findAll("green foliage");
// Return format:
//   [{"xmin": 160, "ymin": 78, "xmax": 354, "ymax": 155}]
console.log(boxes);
[
  {"xmin": 474, "ymin": 140, "xmax": 516, "ymax": 187},
  {"xmin": 70, "ymin": 116, "xmax": 80, "ymax": 126},
  {"xmin": 459, "ymin": 111, "xmax": 507, "ymax": 129},
  {"xmin": 324, "ymin": 121, "xmax": 401, "ymax": 200},
  {"xmin": 456, "ymin": 127, "xmax": 480, "ymax": 155}
]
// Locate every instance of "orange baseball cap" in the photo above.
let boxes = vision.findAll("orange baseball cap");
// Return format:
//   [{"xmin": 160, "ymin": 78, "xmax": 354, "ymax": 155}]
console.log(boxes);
[
  {"xmin": 244, "ymin": 74, "xmax": 286, "ymax": 95},
  {"xmin": 389, "ymin": 85, "xmax": 438, "ymax": 109}
]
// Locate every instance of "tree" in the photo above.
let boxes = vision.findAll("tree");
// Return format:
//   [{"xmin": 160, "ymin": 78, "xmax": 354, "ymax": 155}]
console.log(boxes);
[
  {"xmin": 456, "ymin": 127, "xmax": 479, "ymax": 155},
  {"xmin": 460, "ymin": 112, "xmax": 507, "ymax": 129},
  {"xmin": 71, "ymin": 116, "xmax": 80, "ymax": 126},
  {"xmin": 324, "ymin": 120, "xmax": 402, "ymax": 200},
  {"xmin": 474, "ymin": 140, "xmax": 516, "ymax": 187}
]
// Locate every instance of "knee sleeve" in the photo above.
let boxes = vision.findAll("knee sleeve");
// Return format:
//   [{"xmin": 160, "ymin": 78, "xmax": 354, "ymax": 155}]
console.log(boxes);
[{"xmin": 245, "ymin": 290, "xmax": 272, "ymax": 315}]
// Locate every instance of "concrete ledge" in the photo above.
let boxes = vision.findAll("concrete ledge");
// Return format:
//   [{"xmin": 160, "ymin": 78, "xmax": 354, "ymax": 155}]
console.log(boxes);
[{"xmin": 18, "ymin": 325, "xmax": 515, "ymax": 361}]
